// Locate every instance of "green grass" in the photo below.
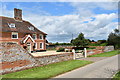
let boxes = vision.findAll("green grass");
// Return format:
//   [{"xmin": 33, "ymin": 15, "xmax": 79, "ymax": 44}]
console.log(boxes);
[
  {"xmin": 88, "ymin": 50, "xmax": 120, "ymax": 57},
  {"xmin": 112, "ymin": 71, "xmax": 120, "ymax": 80},
  {"xmin": 113, "ymin": 71, "xmax": 120, "ymax": 78},
  {"xmin": 2, "ymin": 60, "xmax": 92, "ymax": 78}
]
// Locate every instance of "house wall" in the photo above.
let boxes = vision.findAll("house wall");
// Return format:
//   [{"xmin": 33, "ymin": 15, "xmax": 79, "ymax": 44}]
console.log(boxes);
[
  {"xmin": 0, "ymin": 42, "xmax": 73, "ymax": 74},
  {"xmin": 0, "ymin": 32, "xmax": 46, "ymax": 51}
]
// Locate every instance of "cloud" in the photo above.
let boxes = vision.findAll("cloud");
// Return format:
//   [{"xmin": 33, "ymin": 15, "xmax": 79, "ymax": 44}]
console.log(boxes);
[
  {"xmin": 23, "ymin": 12, "xmax": 117, "ymax": 42},
  {"xmin": 69, "ymin": 2, "xmax": 118, "ymax": 20},
  {"xmin": 70, "ymin": 2, "xmax": 118, "ymax": 11}
]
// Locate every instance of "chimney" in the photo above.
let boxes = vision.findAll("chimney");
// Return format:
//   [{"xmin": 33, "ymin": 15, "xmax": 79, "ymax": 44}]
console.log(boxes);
[{"xmin": 14, "ymin": 8, "xmax": 22, "ymax": 20}]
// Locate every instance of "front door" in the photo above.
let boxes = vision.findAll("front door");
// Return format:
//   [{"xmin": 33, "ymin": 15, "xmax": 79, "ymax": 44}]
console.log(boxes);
[{"xmin": 27, "ymin": 43, "xmax": 31, "ymax": 53}]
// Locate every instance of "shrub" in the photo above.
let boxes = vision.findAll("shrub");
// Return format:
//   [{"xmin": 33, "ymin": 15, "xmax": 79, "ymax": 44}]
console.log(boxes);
[
  {"xmin": 56, "ymin": 48, "xmax": 65, "ymax": 52},
  {"xmin": 66, "ymin": 50, "xmax": 69, "ymax": 52},
  {"xmin": 87, "ymin": 47, "xmax": 96, "ymax": 50}
]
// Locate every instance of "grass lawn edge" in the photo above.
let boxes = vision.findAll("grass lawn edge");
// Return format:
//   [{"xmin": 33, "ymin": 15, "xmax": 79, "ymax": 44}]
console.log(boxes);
[
  {"xmin": 51, "ymin": 60, "xmax": 93, "ymax": 78},
  {"xmin": 88, "ymin": 50, "xmax": 120, "ymax": 57},
  {"xmin": 112, "ymin": 70, "xmax": 120, "ymax": 79}
]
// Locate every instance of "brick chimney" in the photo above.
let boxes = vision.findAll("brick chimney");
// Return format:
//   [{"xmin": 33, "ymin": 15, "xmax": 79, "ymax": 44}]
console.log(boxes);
[{"xmin": 14, "ymin": 8, "xmax": 22, "ymax": 20}]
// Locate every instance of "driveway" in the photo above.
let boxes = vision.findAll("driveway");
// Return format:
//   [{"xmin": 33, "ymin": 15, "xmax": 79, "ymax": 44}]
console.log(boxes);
[{"xmin": 54, "ymin": 55, "xmax": 119, "ymax": 78}]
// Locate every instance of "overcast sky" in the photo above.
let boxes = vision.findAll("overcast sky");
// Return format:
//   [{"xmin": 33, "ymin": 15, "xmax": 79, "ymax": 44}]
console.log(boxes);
[{"xmin": 0, "ymin": 2, "xmax": 118, "ymax": 43}]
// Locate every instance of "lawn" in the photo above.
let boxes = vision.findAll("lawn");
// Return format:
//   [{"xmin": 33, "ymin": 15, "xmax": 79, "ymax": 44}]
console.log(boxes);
[
  {"xmin": 2, "ymin": 60, "xmax": 92, "ymax": 79},
  {"xmin": 113, "ymin": 71, "xmax": 120, "ymax": 80},
  {"xmin": 88, "ymin": 50, "xmax": 120, "ymax": 57}
]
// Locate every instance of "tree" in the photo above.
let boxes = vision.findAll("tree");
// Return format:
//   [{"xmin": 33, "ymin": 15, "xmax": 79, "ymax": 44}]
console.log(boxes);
[
  {"xmin": 91, "ymin": 40, "xmax": 95, "ymax": 42},
  {"xmin": 71, "ymin": 33, "xmax": 89, "ymax": 47},
  {"xmin": 107, "ymin": 29, "xmax": 120, "ymax": 49},
  {"xmin": 97, "ymin": 40, "xmax": 107, "ymax": 44}
]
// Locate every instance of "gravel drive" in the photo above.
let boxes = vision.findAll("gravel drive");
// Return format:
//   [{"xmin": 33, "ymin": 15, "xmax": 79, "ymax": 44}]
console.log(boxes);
[{"xmin": 54, "ymin": 54, "xmax": 119, "ymax": 78}]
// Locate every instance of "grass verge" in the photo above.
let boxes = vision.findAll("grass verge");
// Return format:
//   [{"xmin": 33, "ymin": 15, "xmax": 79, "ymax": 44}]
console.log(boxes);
[
  {"xmin": 88, "ymin": 50, "xmax": 120, "ymax": 57},
  {"xmin": 2, "ymin": 60, "xmax": 92, "ymax": 78},
  {"xmin": 113, "ymin": 71, "xmax": 120, "ymax": 80}
]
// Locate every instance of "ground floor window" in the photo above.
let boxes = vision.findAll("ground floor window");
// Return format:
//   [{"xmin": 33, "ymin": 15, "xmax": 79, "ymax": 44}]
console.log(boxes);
[
  {"xmin": 40, "ymin": 43, "xmax": 43, "ymax": 49},
  {"xmin": 34, "ymin": 43, "xmax": 37, "ymax": 49}
]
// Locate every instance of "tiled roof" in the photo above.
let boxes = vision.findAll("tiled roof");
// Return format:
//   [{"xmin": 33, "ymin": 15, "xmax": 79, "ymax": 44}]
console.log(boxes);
[{"xmin": 0, "ymin": 16, "xmax": 47, "ymax": 35}]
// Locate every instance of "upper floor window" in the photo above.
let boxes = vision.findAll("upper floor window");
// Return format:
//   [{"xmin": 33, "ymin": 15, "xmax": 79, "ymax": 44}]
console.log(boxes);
[
  {"xmin": 32, "ymin": 34, "xmax": 37, "ymax": 39},
  {"xmin": 8, "ymin": 23, "xmax": 16, "ymax": 28},
  {"xmin": 28, "ymin": 26, "xmax": 34, "ymax": 31},
  {"xmin": 39, "ymin": 34, "xmax": 43, "ymax": 40},
  {"xmin": 11, "ymin": 32, "xmax": 18, "ymax": 39}
]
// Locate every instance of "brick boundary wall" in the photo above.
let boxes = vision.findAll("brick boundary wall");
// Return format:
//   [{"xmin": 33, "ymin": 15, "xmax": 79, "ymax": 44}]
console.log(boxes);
[
  {"xmin": 0, "ymin": 42, "xmax": 73, "ymax": 74},
  {"xmin": 87, "ymin": 46, "xmax": 114, "ymax": 56},
  {"xmin": 0, "ymin": 42, "xmax": 114, "ymax": 74}
]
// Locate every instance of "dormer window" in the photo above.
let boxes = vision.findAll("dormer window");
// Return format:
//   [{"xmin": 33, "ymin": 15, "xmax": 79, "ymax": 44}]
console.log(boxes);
[
  {"xmin": 28, "ymin": 26, "xmax": 34, "ymax": 31},
  {"xmin": 8, "ymin": 23, "xmax": 16, "ymax": 28}
]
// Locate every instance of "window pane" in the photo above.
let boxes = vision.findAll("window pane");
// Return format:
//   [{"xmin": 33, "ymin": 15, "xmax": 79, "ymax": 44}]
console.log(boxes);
[
  {"xmin": 32, "ymin": 34, "xmax": 36, "ymax": 39},
  {"xmin": 40, "ymin": 43, "xmax": 42, "ymax": 48},
  {"xmin": 40, "ymin": 35, "xmax": 42, "ymax": 39},
  {"xmin": 40, "ymin": 34, "xmax": 43, "ymax": 39},
  {"xmin": 12, "ymin": 34, "xmax": 17, "ymax": 38},
  {"xmin": 33, "ymin": 35, "xmax": 35, "ymax": 39}
]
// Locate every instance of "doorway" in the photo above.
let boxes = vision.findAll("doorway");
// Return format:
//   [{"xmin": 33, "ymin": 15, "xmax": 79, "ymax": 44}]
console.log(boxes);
[{"xmin": 27, "ymin": 42, "xmax": 31, "ymax": 53}]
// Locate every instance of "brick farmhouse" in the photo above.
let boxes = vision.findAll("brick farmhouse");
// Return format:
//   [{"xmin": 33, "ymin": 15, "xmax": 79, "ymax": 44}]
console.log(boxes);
[{"xmin": 0, "ymin": 8, "xmax": 47, "ymax": 53}]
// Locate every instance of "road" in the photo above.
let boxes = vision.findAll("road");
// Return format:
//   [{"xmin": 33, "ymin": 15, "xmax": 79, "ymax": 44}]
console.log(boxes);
[{"xmin": 54, "ymin": 55, "xmax": 119, "ymax": 78}]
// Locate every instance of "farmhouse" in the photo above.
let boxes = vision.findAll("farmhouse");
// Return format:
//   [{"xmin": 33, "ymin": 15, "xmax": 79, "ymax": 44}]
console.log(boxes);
[{"xmin": 0, "ymin": 8, "xmax": 47, "ymax": 53}]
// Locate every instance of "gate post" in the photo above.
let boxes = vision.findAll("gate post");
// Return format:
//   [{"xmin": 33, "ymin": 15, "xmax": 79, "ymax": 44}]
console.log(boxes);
[
  {"xmin": 72, "ymin": 49, "xmax": 76, "ymax": 60},
  {"xmin": 84, "ymin": 48, "xmax": 87, "ymax": 58}
]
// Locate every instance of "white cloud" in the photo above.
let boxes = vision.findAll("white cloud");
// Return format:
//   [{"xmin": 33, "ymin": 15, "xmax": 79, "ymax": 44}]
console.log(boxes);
[{"xmin": 23, "ymin": 12, "xmax": 117, "ymax": 42}]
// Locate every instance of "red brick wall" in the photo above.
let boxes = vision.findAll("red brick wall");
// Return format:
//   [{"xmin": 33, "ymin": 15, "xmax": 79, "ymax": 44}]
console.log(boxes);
[
  {"xmin": 0, "ymin": 32, "xmax": 46, "ymax": 51},
  {"xmin": 1, "ymin": 60, "xmax": 31, "ymax": 70},
  {"xmin": 87, "ymin": 49, "xmax": 104, "ymax": 56}
]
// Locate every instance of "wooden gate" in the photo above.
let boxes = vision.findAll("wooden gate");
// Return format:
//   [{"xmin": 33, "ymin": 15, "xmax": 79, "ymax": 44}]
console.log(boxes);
[{"xmin": 72, "ymin": 48, "xmax": 87, "ymax": 60}]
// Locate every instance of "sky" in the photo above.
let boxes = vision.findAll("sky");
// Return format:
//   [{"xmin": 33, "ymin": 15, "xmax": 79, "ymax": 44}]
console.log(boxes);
[{"xmin": 0, "ymin": 2, "xmax": 119, "ymax": 43}]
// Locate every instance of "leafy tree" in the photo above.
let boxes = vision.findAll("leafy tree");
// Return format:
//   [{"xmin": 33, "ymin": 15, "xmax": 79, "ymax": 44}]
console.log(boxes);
[
  {"xmin": 107, "ymin": 29, "xmax": 120, "ymax": 49},
  {"xmin": 71, "ymin": 33, "xmax": 89, "ymax": 47},
  {"xmin": 87, "ymin": 39, "xmax": 92, "ymax": 42},
  {"xmin": 91, "ymin": 40, "xmax": 95, "ymax": 42}
]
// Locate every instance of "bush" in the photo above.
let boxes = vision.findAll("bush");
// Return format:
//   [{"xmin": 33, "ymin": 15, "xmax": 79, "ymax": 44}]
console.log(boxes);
[
  {"xmin": 66, "ymin": 50, "xmax": 69, "ymax": 52},
  {"xmin": 87, "ymin": 47, "xmax": 96, "ymax": 50},
  {"xmin": 56, "ymin": 48, "xmax": 65, "ymax": 52}
]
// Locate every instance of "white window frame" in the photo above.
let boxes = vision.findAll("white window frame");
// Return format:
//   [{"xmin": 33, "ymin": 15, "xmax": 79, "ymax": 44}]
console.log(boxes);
[
  {"xmin": 34, "ymin": 43, "xmax": 37, "ymax": 49},
  {"xmin": 32, "ymin": 34, "xmax": 37, "ymax": 40},
  {"xmin": 8, "ymin": 23, "xmax": 16, "ymax": 28},
  {"xmin": 28, "ymin": 26, "xmax": 34, "ymax": 31},
  {"xmin": 11, "ymin": 32, "xmax": 18, "ymax": 39},
  {"xmin": 40, "ymin": 42, "xmax": 44, "ymax": 49},
  {"xmin": 39, "ymin": 34, "xmax": 43, "ymax": 40}
]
